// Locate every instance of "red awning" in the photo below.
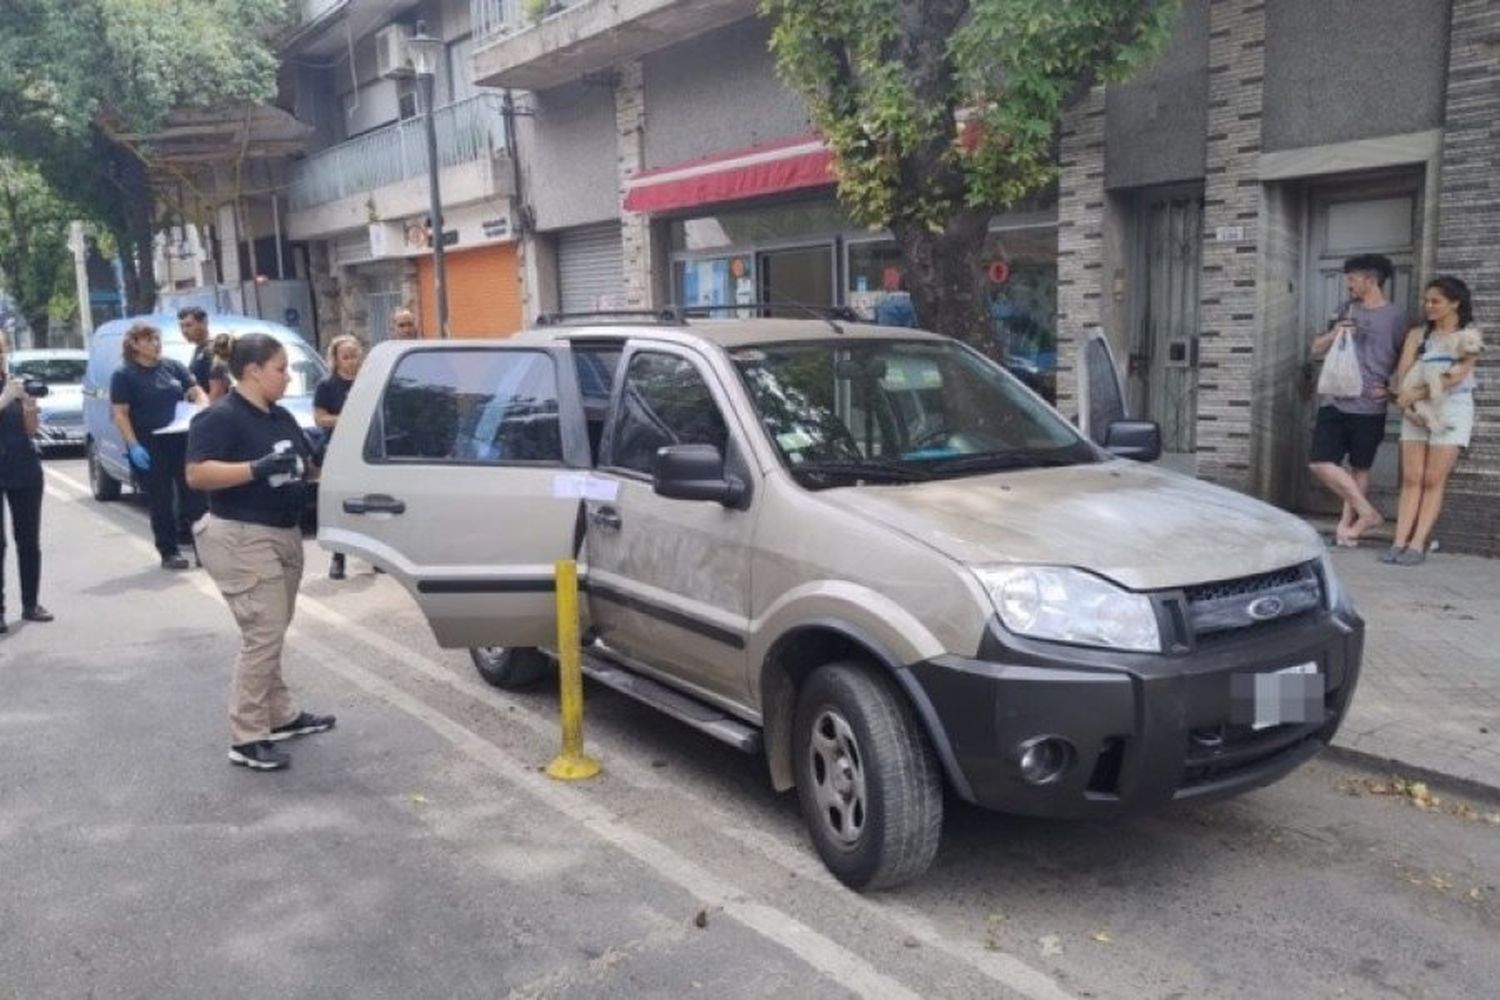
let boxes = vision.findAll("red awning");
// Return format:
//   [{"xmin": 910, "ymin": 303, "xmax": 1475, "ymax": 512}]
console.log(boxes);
[{"xmin": 623, "ymin": 134, "xmax": 835, "ymax": 214}]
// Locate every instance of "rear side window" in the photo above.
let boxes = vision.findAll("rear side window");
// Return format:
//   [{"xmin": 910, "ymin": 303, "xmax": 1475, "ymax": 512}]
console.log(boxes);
[
  {"xmin": 367, "ymin": 349, "xmax": 563, "ymax": 464},
  {"xmin": 608, "ymin": 351, "xmax": 727, "ymax": 475}
]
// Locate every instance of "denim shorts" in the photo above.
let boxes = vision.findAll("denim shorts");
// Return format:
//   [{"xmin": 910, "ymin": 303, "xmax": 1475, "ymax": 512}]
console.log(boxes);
[{"xmin": 1401, "ymin": 392, "xmax": 1474, "ymax": 448}]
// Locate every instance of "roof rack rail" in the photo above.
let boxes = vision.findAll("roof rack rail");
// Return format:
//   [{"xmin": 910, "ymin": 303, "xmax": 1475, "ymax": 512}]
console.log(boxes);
[
  {"xmin": 676, "ymin": 301, "xmax": 858, "ymax": 332},
  {"xmin": 534, "ymin": 308, "xmax": 685, "ymax": 327}
]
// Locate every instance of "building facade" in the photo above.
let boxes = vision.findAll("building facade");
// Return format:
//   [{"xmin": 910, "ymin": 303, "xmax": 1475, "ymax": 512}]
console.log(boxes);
[{"xmin": 465, "ymin": 0, "xmax": 1496, "ymax": 553}]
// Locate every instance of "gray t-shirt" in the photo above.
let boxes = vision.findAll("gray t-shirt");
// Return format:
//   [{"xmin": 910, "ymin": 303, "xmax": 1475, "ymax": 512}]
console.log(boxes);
[{"xmin": 1323, "ymin": 302, "xmax": 1409, "ymax": 415}]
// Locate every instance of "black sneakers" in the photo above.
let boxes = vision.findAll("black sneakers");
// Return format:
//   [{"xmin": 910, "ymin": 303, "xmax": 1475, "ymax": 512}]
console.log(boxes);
[
  {"xmin": 229, "ymin": 741, "xmax": 291, "ymax": 771},
  {"xmin": 161, "ymin": 553, "xmax": 191, "ymax": 570},
  {"xmin": 267, "ymin": 711, "xmax": 337, "ymax": 741},
  {"xmin": 328, "ymin": 554, "xmax": 346, "ymax": 581},
  {"xmin": 22, "ymin": 605, "xmax": 53, "ymax": 623}
]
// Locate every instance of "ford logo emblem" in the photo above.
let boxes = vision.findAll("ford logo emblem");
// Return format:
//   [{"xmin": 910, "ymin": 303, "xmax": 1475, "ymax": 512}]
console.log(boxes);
[{"xmin": 1246, "ymin": 595, "xmax": 1285, "ymax": 621}]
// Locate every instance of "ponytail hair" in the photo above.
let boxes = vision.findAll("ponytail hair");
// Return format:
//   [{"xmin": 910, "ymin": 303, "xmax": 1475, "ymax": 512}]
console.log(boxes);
[
  {"xmin": 325, "ymin": 333, "xmax": 364, "ymax": 370},
  {"xmin": 228, "ymin": 332, "xmax": 286, "ymax": 379}
]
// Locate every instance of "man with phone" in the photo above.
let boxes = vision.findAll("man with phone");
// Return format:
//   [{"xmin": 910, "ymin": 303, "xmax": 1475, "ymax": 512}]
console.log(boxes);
[{"xmin": 1308, "ymin": 254, "xmax": 1408, "ymax": 546}]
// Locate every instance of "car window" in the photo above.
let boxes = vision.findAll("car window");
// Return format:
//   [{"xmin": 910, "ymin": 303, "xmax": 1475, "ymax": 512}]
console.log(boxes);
[
  {"xmin": 573, "ymin": 346, "xmax": 621, "ymax": 402},
  {"xmin": 369, "ymin": 349, "xmax": 564, "ymax": 465},
  {"xmin": 161, "ymin": 336, "xmax": 325, "ymax": 397},
  {"xmin": 10, "ymin": 357, "xmax": 87, "ymax": 384},
  {"xmin": 608, "ymin": 351, "xmax": 728, "ymax": 475}
]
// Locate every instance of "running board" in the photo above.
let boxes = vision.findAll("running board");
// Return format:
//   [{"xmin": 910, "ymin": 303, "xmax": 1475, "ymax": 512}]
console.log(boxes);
[{"xmin": 580, "ymin": 651, "xmax": 763, "ymax": 755}]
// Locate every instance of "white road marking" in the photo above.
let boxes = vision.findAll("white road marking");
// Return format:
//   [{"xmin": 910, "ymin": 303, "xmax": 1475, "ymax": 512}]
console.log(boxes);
[{"xmin": 45, "ymin": 462, "xmax": 1076, "ymax": 1000}]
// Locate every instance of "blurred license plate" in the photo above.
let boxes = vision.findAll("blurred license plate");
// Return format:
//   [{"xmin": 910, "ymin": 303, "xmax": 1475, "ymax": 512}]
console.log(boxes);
[{"xmin": 1231, "ymin": 662, "xmax": 1323, "ymax": 730}]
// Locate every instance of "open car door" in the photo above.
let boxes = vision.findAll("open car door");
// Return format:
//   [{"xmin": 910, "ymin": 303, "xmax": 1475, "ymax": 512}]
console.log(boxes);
[{"xmin": 318, "ymin": 340, "xmax": 591, "ymax": 649}]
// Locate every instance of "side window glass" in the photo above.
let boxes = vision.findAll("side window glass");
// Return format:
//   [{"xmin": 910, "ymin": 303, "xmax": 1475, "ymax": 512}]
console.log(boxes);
[
  {"xmin": 367, "ymin": 349, "xmax": 564, "ymax": 464},
  {"xmin": 574, "ymin": 346, "xmax": 622, "ymax": 467},
  {"xmin": 610, "ymin": 352, "xmax": 728, "ymax": 475}
]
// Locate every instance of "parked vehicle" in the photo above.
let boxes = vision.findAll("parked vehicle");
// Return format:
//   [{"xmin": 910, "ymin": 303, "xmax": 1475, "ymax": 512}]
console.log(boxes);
[
  {"xmin": 6, "ymin": 348, "xmax": 88, "ymax": 451},
  {"xmin": 82, "ymin": 315, "xmax": 326, "ymax": 502},
  {"xmin": 318, "ymin": 317, "xmax": 1363, "ymax": 890}
]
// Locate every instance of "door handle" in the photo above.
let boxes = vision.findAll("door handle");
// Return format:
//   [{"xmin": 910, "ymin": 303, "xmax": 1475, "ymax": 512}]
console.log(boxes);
[
  {"xmin": 343, "ymin": 494, "xmax": 407, "ymax": 515},
  {"xmin": 590, "ymin": 506, "xmax": 622, "ymax": 530}
]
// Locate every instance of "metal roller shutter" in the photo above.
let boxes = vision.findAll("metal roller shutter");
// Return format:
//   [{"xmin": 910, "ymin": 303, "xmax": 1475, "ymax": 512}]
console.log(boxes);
[{"xmin": 557, "ymin": 222, "xmax": 624, "ymax": 314}]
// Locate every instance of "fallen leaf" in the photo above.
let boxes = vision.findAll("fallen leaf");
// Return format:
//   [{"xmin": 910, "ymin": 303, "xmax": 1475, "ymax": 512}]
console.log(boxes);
[
  {"xmin": 1468, "ymin": 888, "xmax": 1484, "ymax": 902},
  {"xmin": 410, "ymin": 793, "xmax": 428, "ymax": 805},
  {"xmin": 1428, "ymin": 874, "xmax": 1453, "ymax": 891},
  {"xmin": 1091, "ymin": 930, "xmax": 1114, "ymax": 944},
  {"xmin": 986, "ymin": 911, "xmax": 1008, "ymax": 925},
  {"xmin": 984, "ymin": 938, "xmax": 1001, "ymax": 952},
  {"xmin": 693, "ymin": 908, "xmax": 708, "ymax": 929},
  {"xmin": 1039, "ymin": 935, "xmax": 1063, "ymax": 957}
]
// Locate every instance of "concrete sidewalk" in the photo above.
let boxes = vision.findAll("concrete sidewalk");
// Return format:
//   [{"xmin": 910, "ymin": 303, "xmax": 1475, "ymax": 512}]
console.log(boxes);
[{"xmin": 1320, "ymin": 530, "xmax": 1500, "ymax": 798}]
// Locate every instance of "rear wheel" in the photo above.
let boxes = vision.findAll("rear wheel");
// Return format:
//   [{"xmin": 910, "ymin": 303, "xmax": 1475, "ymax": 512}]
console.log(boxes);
[
  {"xmin": 87, "ymin": 441, "xmax": 122, "ymax": 502},
  {"xmin": 793, "ymin": 662, "xmax": 943, "ymax": 891},
  {"xmin": 469, "ymin": 646, "xmax": 550, "ymax": 690}
]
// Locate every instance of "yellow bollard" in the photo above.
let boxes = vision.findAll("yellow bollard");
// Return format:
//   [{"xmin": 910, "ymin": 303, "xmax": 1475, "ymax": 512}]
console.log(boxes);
[{"xmin": 546, "ymin": 558, "xmax": 601, "ymax": 781}]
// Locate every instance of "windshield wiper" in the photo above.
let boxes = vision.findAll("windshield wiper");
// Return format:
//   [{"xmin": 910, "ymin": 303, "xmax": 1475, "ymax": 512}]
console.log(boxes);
[
  {"xmin": 790, "ymin": 459, "xmax": 933, "ymax": 484},
  {"xmin": 923, "ymin": 450, "xmax": 1083, "ymax": 476}
]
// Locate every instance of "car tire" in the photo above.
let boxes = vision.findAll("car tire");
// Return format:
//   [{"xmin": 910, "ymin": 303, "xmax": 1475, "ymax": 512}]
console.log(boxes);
[
  {"xmin": 470, "ymin": 646, "xmax": 550, "ymax": 690},
  {"xmin": 793, "ymin": 661, "xmax": 943, "ymax": 891},
  {"xmin": 87, "ymin": 441, "xmax": 122, "ymax": 502}
]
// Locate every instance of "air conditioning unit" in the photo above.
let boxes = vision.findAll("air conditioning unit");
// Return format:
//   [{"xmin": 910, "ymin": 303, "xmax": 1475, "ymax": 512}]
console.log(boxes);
[{"xmin": 374, "ymin": 23, "xmax": 414, "ymax": 79}]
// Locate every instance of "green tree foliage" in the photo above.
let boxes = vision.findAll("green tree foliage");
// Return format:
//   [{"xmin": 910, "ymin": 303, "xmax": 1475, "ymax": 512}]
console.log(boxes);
[
  {"xmin": 0, "ymin": 0, "xmax": 292, "ymax": 313},
  {"xmin": 0, "ymin": 158, "xmax": 75, "ymax": 343},
  {"xmin": 761, "ymin": 0, "xmax": 1177, "ymax": 351}
]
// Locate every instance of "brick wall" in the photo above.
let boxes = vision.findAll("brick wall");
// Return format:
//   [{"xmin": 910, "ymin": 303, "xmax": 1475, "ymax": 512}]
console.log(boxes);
[
  {"xmin": 1433, "ymin": 0, "xmax": 1500, "ymax": 556},
  {"xmin": 1055, "ymin": 86, "xmax": 1108, "ymax": 414},
  {"xmin": 1195, "ymin": 0, "xmax": 1267, "ymax": 494}
]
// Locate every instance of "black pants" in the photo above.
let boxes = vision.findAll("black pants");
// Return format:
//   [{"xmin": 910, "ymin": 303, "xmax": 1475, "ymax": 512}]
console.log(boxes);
[
  {"xmin": 140, "ymin": 435, "xmax": 205, "ymax": 557},
  {"xmin": 0, "ymin": 483, "xmax": 42, "ymax": 614}
]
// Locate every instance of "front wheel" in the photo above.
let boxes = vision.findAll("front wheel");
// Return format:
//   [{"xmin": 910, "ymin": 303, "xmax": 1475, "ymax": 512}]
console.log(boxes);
[
  {"xmin": 469, "ymin": 646, "xmax": 550, "ymax": 690},
  {"xmin": 87, "ymin": 441, "xmax": 122, "ymax": 502},
  {"xmin": 793, "ymin": 662, "xmax": 943, "ymax": 891}
]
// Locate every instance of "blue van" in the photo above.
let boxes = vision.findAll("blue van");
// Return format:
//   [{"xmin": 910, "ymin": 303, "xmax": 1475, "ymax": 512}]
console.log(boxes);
[{"xmin": 82, "ymin": 314, "xmax": 328, "ymax": 501}]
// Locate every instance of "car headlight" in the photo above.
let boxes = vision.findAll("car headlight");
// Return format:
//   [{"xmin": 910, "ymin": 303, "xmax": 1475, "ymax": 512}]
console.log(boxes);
[{"xmin": 974, "ymin": 565, "xmax": 1161, "ymax": 652}]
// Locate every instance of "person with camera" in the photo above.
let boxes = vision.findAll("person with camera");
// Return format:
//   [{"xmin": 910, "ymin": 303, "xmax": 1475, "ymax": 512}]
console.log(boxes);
[
  {"xmin": 110, "ymin": 322, "xmax": 207, "ymax": 569},
  {"xmin": 0, "ymin": 333, "xmax": 53, "ymax": 632},
  {"xmin": 185, "ymin": 333, "xmax": 333, "ymax": 772}
]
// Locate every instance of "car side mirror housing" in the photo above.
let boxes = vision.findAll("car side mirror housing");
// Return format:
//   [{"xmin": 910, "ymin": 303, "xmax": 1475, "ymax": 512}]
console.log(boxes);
[
  {"xmin": 653, "ymin": 444, "xmax": 748, "ymax": 508},
  {"xmin": 1104, "ymin": 420, "xmax": 1161, "ymax": 462}
]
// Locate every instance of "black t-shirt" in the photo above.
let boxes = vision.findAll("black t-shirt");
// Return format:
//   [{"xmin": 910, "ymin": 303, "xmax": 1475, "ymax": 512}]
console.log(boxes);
[
  {"xmin": 313, "ymin": 375, "xmax": 353, "ymax": 417},
  {"xmin": 110, "ymin": 359, "xmax": 197, "ymax": 437},
  {"xmin": 0, "ymin": 380, "xmax": 42, "ymax": 490},
  {"xmin": 186, "ymin": 392, "xmax": 318, "ymax": 528},
  {"xmin": 189, "ymin": 342, "xmax": 213, "ymax": 389}
]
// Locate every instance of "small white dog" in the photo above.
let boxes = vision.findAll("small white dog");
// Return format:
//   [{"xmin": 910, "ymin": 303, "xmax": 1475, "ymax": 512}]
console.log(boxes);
[{"xmin": 1401, "ymin": 326, "xmax": 1483, "ymax": 430}]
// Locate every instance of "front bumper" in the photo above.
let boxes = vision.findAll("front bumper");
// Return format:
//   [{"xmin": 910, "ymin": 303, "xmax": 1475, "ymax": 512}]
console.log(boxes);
[
  {"xmin": 907, "ymin": 606, "xmax": 1363, "ymax": 818},
  {"xmin": 36, "ymin": 421, "xmax": 85, "ymax": 449}
]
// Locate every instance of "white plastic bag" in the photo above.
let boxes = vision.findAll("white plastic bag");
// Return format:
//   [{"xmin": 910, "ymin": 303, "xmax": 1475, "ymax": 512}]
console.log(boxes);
[{"xmin": 1317, "ymin": 329, "xmax": 1364, "ymax": 398}]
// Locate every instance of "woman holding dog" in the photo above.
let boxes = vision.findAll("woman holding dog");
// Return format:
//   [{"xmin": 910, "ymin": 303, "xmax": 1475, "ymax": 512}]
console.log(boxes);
[
  {"xmin": 0, "ymin": 332, "xmax": 52, "ymax": 631},
  {"xmin": 1385, "ymin": 276, "xmax": 1482, "ymax": 565}
]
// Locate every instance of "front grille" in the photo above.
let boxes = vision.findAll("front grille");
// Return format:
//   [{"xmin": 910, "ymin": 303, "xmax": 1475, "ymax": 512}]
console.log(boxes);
[{"xmin": 1183, "ymin": 562, "xmax": 1323, "ymax": 640}]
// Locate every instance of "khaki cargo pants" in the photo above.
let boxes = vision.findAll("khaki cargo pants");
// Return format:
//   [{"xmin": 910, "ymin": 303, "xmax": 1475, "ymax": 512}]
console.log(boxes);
[{"xmin": 195, "ymin": 514, "xmax": 304, "ymax": 745}]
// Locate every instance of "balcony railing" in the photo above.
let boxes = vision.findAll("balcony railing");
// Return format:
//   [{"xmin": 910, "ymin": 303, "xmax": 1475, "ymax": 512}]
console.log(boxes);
[
  {"xmin": 472, "ymin": 0, "xmax": 588, "ymax": 41},
  {"xmin": 288, "ymin": 93, "xmax": 508, "ymax": 211}
]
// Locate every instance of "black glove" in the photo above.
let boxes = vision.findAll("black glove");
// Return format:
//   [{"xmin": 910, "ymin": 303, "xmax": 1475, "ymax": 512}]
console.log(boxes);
[{"xmin": 249, "ymin": 449, "xmax": 300, "ymax": 481}]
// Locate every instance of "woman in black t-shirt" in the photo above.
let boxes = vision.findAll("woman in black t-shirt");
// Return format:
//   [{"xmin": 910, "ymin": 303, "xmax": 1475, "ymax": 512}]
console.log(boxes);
[
  {"xmin": 0, "ymin": 333, "xmax": 52, "ymax": 631},
  {"xmin": 109, "ymin": 322, "xmax": 207, "ymax": 568},
  {"xmin": 312, "ymin": 334, "xmax": 364, "ymax": 580},
  {"xmin": 185, "ymin": 333, "xmax": 332, "ymax": 772}
]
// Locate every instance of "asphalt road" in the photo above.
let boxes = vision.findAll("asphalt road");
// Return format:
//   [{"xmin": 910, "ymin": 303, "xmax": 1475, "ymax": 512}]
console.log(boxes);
[{"xmin": 2, "ymin": 454, "xmax": 1497, "ymax": 1000}]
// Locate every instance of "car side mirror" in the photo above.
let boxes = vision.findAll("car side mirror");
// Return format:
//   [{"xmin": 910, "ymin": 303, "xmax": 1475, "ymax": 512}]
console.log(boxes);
[
  {"xmin": 653, "ymin": 444, "xmax": 748, "ymax": 508},
  {"xmin": 1103, "ymin": 420, "xmax": 1161, "ymax": 462},
  {"xmin": 23, "ymin": 378, "xmax": 49, "ymax": 398}
]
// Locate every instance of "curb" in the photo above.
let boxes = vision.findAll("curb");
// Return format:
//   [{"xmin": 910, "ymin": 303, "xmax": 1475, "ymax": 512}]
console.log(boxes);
[{"xmin": 1323, "ymin": 743, "xmax": 1500, "ymax": 807}]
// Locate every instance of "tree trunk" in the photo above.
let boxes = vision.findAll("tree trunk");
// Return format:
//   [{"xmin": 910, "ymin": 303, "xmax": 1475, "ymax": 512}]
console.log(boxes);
[{"xmin": 893, "ymin": 207, "xmax": 995, "ymax": 358}]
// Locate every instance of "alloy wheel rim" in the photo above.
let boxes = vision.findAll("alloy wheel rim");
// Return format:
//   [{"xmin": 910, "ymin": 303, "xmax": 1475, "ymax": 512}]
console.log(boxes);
[{"xmin": 808, "ymin": 708, "xmax": 867, "ymax": 847}]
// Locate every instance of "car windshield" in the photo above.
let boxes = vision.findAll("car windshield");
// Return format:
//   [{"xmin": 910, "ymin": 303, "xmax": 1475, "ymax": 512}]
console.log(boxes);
[
  {"xmin": 164, "ymin": 337, "xmax": 325, "ymax": 397},
  {"xmin": 11, "ymin": 357, "xmax": 86, "ymax": 385},
  {"xmin": 729, "ymin": 338, "xmax": 1097, "ymax": 487}
]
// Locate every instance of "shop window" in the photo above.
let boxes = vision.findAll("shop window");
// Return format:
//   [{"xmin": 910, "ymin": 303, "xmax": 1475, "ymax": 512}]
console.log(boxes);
[
  {"xmin": 370, "ymin": 349, "xmax": 563, "ymax": 464},
  {"xmin": 849, "ymin": 226, "xmax": 1059, "ymax": 403},
  {"xmin": 676, "ymin": 256, "xmax": 756, "ymax": 316}
]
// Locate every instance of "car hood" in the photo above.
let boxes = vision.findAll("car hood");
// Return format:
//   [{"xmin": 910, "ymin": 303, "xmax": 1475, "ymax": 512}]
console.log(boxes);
[
  {"xmin": 827, "ymin": 460, "xmax": 1324, "ymax": 591},
  {"xmin": 38, "ymin": 385, "xmax": 83, "ymax": 411}
]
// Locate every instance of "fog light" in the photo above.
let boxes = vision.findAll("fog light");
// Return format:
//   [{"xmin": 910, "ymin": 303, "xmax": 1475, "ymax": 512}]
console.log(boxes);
[{"xmin": 1016, "ymin": 736, "xmax": 1074, "ymax": 785}]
